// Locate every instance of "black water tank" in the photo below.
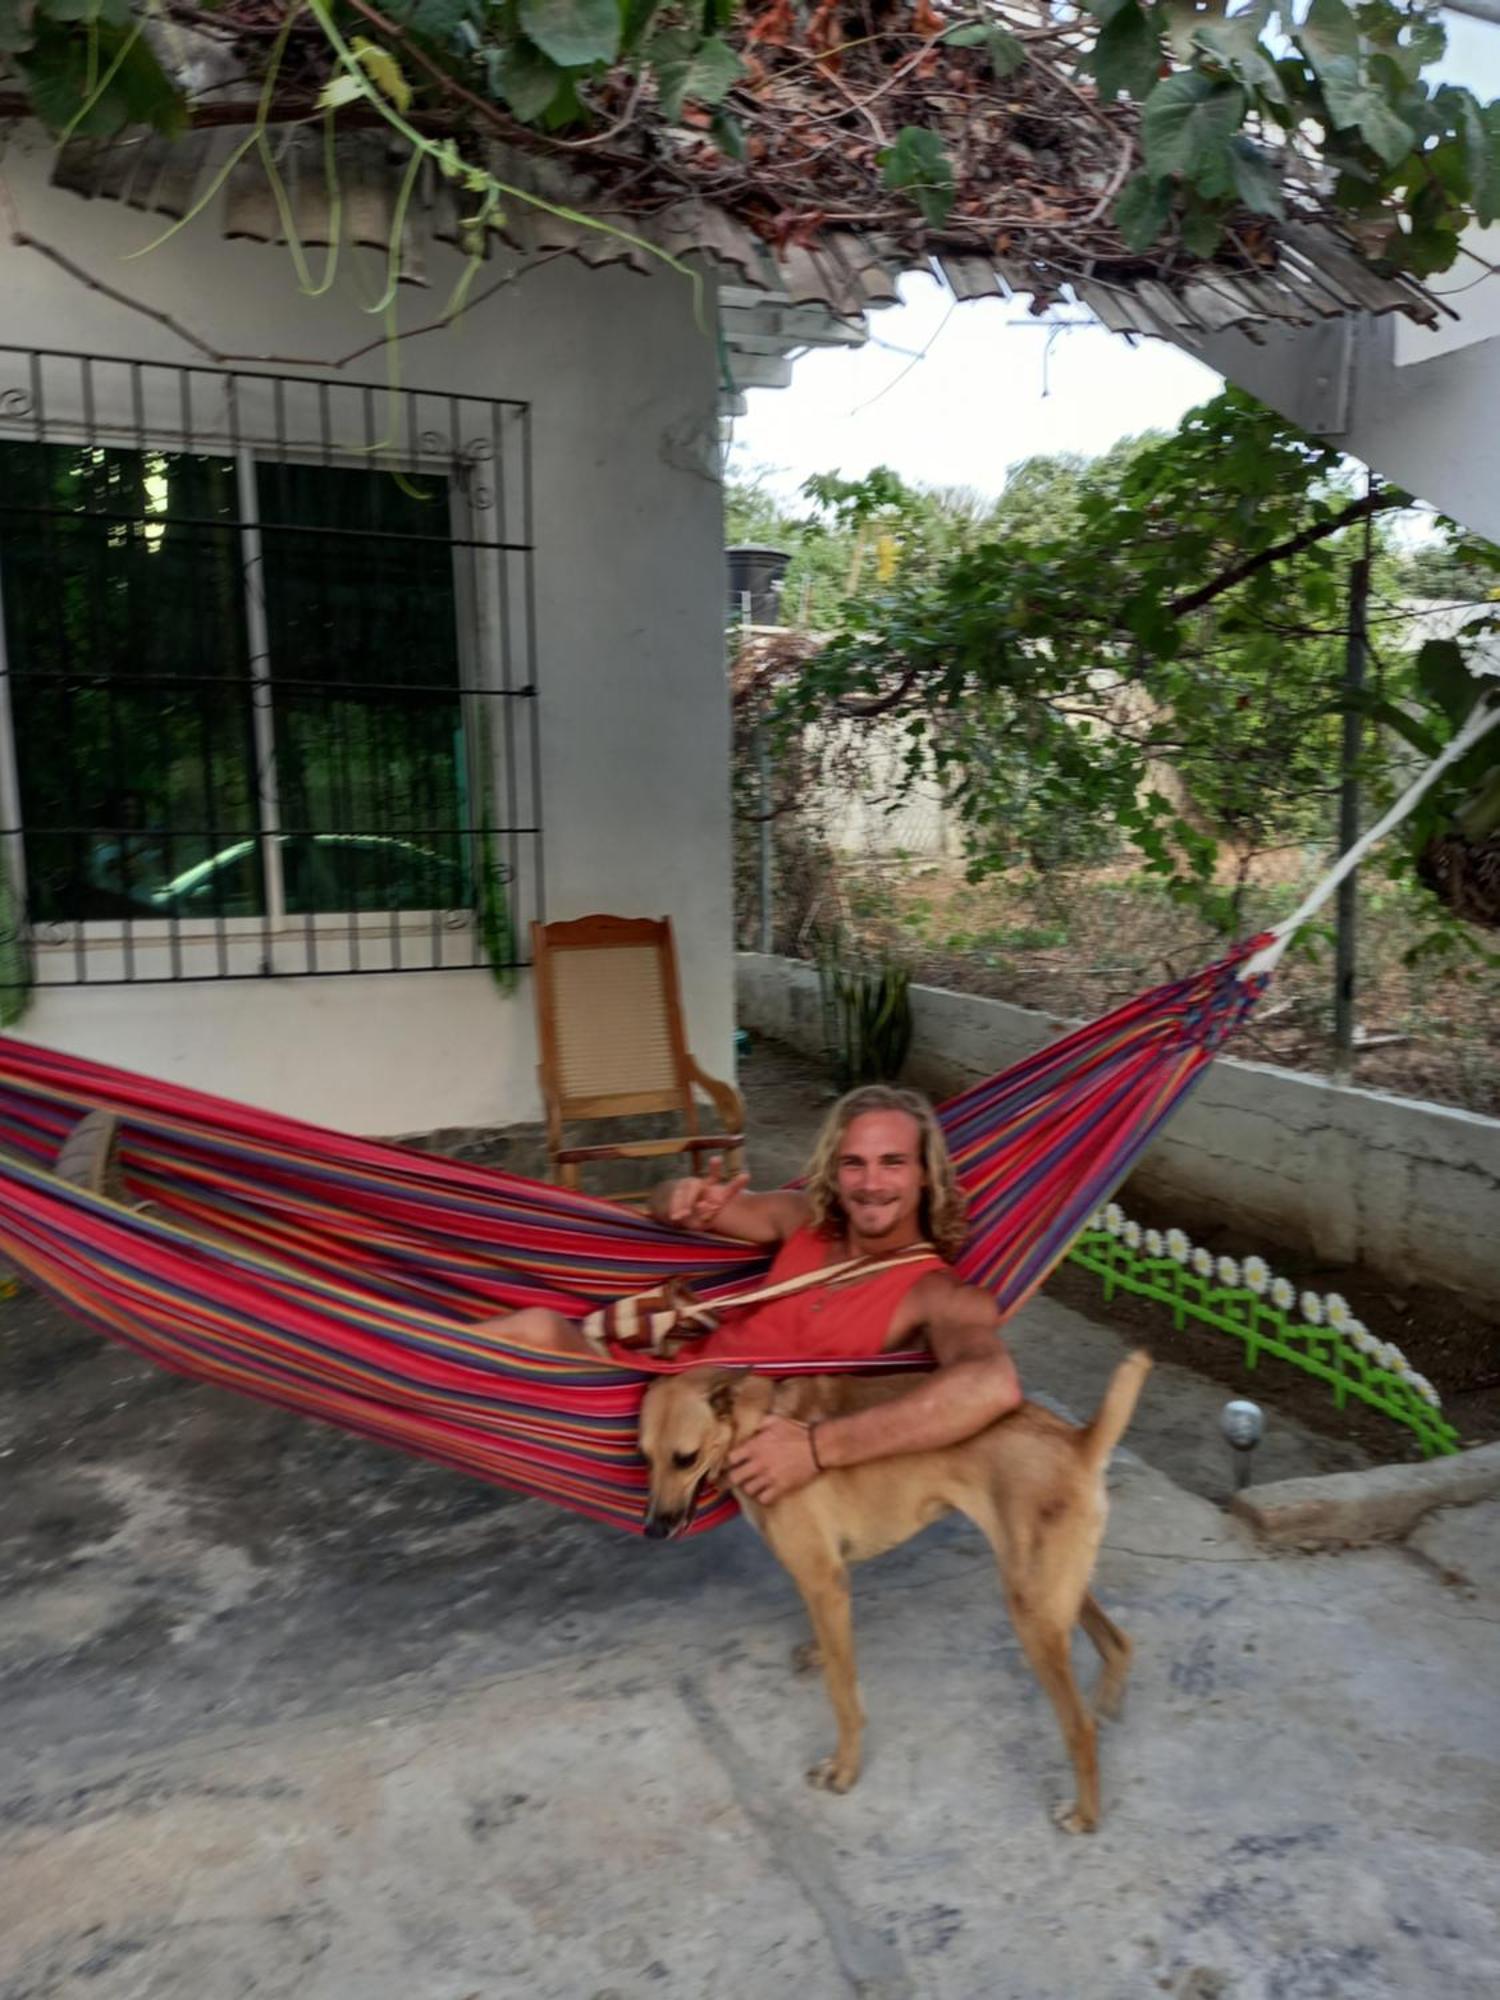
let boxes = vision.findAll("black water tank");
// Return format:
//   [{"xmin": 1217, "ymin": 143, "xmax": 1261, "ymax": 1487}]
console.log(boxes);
[{"xmin": 727, "ymin": 544, "xmax": 791, "ymax": 625}]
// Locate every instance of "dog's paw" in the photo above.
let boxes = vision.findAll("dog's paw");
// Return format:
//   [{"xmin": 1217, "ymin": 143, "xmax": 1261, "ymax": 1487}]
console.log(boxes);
[
  {"xmin": 1052, "ymin": 1800, "xmax": 1097, "ymax": 1836},
  {"xmin": 790, "ymin": 1641, "xmax": 823, "ymax": 1676},
  {"xmin": 806, "ymin": 1754, "xmax": 859, "ymax": 1795}
]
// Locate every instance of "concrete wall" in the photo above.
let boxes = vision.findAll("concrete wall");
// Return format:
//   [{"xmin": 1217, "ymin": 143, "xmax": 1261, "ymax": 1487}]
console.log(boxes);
[
  {"xmin": 809, "ymin": 723, "xmax": 963, "ymax": 861},
  {"xmin": 0, "ymin": 131, "xmax": 733, "ymax": 1134},
  {"xmin": 737, "ymin": 952, "xmax": 1500, "ymax": 1307}
]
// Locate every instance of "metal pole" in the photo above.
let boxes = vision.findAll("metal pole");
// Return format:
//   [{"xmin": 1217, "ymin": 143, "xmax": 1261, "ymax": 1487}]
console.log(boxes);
[
  {"xmin": 735, "ymin": 588, "xmax": 775, "ymax": 954},
  {"xmin": 756, "ymin": 715, "xmax": 773, "ymax": 955},
  {"xmin": 1333, "ymin": 525, "xmax": 1372, "ymax": 1070}
]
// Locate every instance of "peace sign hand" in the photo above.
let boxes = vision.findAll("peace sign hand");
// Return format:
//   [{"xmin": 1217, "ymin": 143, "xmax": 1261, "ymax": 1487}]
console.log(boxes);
[{"xmin": 663, "ymin": 1155, "xmax": 751, "ymax": 1233}]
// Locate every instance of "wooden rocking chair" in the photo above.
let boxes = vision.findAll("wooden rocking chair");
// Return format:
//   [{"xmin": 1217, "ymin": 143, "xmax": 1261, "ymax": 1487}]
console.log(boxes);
[{"xmin": 530, "ymin": 914, "xmax": 745, "ymax": 1196}]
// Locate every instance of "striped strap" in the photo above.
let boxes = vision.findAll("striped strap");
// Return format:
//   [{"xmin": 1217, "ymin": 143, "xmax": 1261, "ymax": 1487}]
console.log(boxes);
[{"xmin": 579, "ymin": 1241, "xmax": 938, "ymax": 1358}]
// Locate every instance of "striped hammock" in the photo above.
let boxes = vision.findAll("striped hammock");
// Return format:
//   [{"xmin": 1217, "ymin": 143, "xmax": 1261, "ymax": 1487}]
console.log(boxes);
[{"xmin": 0, "ymin": 944, "xmax": 1268, "ymax": 1533}]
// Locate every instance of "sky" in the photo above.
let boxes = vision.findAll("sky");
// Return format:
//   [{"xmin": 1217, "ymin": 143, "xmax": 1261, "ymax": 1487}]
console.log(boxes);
[{"xmin": 728, "ymin": 11, "xmax": 1500, "ymax": 508}]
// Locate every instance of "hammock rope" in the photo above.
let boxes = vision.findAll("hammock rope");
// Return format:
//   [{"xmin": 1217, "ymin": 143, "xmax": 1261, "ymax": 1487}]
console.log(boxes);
[
  {"xmin": 0, "ymin": 944, "xmax": 1268, "ymax": 1532},
  {"xmin": 1239, "ymin": 691, "xmax": 1500, "ymax": 982}
]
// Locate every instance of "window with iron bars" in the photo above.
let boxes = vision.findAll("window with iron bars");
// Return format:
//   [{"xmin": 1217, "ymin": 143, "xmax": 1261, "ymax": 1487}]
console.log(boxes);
[{"xmin": 0, "ymin": 349, "xmax": 542, "ymax": 992}]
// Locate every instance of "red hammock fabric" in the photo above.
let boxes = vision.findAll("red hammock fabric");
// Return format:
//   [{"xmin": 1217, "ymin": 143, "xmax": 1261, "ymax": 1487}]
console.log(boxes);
[{"xmin": 0, "ymin": 944, "xmax": 1268, "ymax": 1532}]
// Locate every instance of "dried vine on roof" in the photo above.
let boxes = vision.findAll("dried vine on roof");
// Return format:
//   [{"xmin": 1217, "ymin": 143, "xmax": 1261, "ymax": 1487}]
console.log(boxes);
[{"xmin": 2, "ymin": 1, "xmax": 1497, "ymax": 290}]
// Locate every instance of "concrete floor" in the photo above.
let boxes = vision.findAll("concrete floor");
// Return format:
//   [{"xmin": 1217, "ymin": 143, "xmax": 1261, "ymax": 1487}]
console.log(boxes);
[{"xmin": 1, "ymin": 1046, "xmax": 1497, "ymax": 1999}]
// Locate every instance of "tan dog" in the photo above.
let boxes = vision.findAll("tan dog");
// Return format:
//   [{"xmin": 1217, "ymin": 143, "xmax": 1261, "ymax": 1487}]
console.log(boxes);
[{"xmin": 639, "ymin": 1353, "xmax": 1150, "ymax": 1833}]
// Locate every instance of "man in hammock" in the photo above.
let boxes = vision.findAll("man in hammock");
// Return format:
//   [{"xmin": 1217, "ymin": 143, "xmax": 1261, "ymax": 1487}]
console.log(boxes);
[{"xmin": 484, "ymin": 1085, "xmax": 1022, "ymax": 1506}]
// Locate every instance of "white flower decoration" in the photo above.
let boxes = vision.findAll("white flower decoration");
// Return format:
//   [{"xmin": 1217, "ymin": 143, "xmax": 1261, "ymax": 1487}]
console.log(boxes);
[
  {"xmin": 1270, "ymin": 1275, "xmax": 1295, "ymax": 1312},
  {"xmin": 1299, "ymin": 1291, "xmax": 1325, "ymax": 1326},
  {"xmin": 1090, "ymin": 1209, "xmax": 1107, "ymax": 1232},
  {"xmin": 1216, "ymin": 1255, "xmax": 1241, "ymax": 1289},
  {"xmin": 1374, "ymin": 1343, "xmax": 1398, "ymax": 1373},
  {"xmin": 1123, "ymin": 1219, "xmax": 1143, "ymax": 1250},
  {"xmin": 1349, "ymin": 1322, "xmax": 1377, "ymax": 1356},
  {"xmin": 1104, "ymin": 1203, "xmax": 1125, "ymax": 1237},
  {"xmin": 1325, "ymin": 1294, "xmax": 1351, "ymax": 1332},
  {"xmin": 1242, "ymin": 1255, "xmax": 1270, "ymax": 1296},
  {"xmin": 1167, "ymin": 1228, "xmax": 1191, "ymax": 1265},
  {"xmin": 1144, "ymin": 1228, "xmax": 1164, "ymax": 1258},
  {"xmin": 1420, "ymin": 1380, "xmax": 1441, "ymax": 1408},
  {"xmin": 1192, "ymin": 1246, "xmax": 1214, "ymax": 1279}
]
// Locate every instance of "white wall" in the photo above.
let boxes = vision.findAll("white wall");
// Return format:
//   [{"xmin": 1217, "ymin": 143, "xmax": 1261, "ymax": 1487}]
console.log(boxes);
[
  {"xmin": 1193, "ymin": 241, "xmax": 1500, "ymax": 542},
  {"xmin": 737, "ymin": 953, "xmax": 1500, "ymax": 1309},
  {"xmin": 0, "ymin": 130, "xmax": 734, "ymax": 1134}
]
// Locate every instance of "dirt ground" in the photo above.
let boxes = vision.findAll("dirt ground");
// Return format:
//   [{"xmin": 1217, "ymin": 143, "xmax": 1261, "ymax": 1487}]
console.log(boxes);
[{"xmin": 831, "ymin": 857, "xmax": 1500, "ymax": 1118}]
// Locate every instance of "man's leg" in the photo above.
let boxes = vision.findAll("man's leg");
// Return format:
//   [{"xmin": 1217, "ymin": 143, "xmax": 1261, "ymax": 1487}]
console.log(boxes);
[{"xmin": 473, "ymin": 1307, "xmax": 598, "ymax": 1358}]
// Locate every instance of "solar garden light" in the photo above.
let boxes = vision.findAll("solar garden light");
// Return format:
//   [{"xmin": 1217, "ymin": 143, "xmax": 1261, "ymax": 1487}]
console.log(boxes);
[{"xmin": 1220, "ymin": 1399, "xmax": 1265, "ymax": 1491}]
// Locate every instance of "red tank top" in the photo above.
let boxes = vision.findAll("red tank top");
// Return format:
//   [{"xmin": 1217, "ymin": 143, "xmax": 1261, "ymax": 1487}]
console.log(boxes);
[{"xmin": 699, "ymin": 1224, "xmax": 948, "ymax": 1362}]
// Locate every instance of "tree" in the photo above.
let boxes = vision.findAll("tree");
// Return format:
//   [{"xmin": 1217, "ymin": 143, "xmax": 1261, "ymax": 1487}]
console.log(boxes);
[
  {"xmin": 1395, "ymin": 528, "xmax": 1500, "ymax": 604},
  {"xmin": 768, "ymin": 389, "xmax": 1500, "ymax": 933},
  {"xmin": 726, "ymin": 464, "xmax": 1000, "ymax": 631}
]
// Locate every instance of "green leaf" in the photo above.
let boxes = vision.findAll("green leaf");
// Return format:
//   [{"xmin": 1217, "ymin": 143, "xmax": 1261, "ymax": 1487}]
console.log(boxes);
[
  {"xmin": 1370, "ymin": 699, "xmax": 1441, "ymax": 760},
  {"xmin": 1180, "ymin": 203, "xmax": 1223, "ymax": 258},
  {"xmin": 1298, "ymin": 0, "xmax": 1360, "ymax": 76},
  {"xmin": 541, "ymin": 70, "xmax": 586, "ymax": 127},
  {"xmin": 1296, "ymin": 0, "xmax": 1416, "ymax": 166},
  {"xmin": 518, "ymin": 0, "xmax": 621, "ymax": 70},
  {"xmin": 624, "ymin": 0, "xmax": 668, "ymax": 46},
  {"xmin": 1395, "ymin": 13, "xmax": 1447, "ymax": 80},
  {"xmin": 1123, "ymin": 589, "xmax": 1178, "ymax": 652},
  {"xmin": 982, "ymin": 25, "xmax": 1026, "ymax": 79},
  {"xmin": 651, "ymin": 27, "xmax": 741, "ymax": 120},
  {"xmin": 1393, "ymin": 218, "xmax": 1462, "ymax": 278},
  {"xmin": 1346, "ymin": 91, "xmax": 1416, "ymax": 169},
  {"xmin": 1192, "ymin": 16, "xmax": 1285, "ymax": 105},
  {"xmin": 1089, "ymin": 1, "xmax": 1158, "ymax": 103},
  {"xmin": 487, "ymin": 40, "xmax": 565, "ymax": 121},
  {"xmin": 940, "ymin": 19, "xmax": 1021, "ymax": 66},
  {"xmin": 621, "ymin": 0, "xmax": 662, "ymax": 51},
  {"xmin": 382, "ymin": 0, "xmax": 474, "ymax": 39},
  {"xmin": 1483, "ymin": 102, "xmax": 1500, "ymax": 230},
  {"xmin": 318, "ymin": 74, "xmax": 365, "ymax": 111},
  {"xmin": 351, "ymin": 35, "xmax": 412, "ymax": 113},
  {"xmin": 1422, "ymin": 136, "xmax": 1472, "ymax": 202},
  {"xmin": 879, "ymin": 126, "xmax": 956, "ymax": 229},
  {"xmin": 0, "ymin": 0, "xmax": 35, "ymax": 52},
  {"xmin": 1229, "ymin": 138, "xmax": 1284, "ymax": 216},
  {"xmin": 710, "ymin": 107, "xmax": 745, "ymax": 159},
  {"xmin": 1438, "ymin": 85, "xmax": 1500, "ymax": 227},
  {"xmin": 22, "ymin": 18, "xmax": 184, "ymax": 136},
  {"xmin": 1416, "ymin": 638, "xmax": 1480, "ymax": 727},
  {"xmin": 37, "ymin": 0, "xmax": 130, "ymax": 22},
  {"xmin": 1115, "ymin": 170, "xmax": 1175, "ymax": 250},
  {"xmin": 1142, "ymin": 73, "xmax": 1246, "ymax": 185}
]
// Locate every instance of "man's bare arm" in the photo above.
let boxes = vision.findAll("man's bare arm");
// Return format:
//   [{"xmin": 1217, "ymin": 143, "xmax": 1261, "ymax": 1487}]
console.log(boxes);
[
  {"xmin": 649, "ymin": 1156, "xmax": 808, "ymax": 1246},
  {"xmin": 813, "ymin": 1278, "xmax": 1021, "ymax": 1471}
]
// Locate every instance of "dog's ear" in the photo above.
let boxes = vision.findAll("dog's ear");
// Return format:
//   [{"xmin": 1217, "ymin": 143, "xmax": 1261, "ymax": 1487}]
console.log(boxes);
[{"xmin": 707, "ymin": 1367, "xmax": 752, "ymax": 1421}]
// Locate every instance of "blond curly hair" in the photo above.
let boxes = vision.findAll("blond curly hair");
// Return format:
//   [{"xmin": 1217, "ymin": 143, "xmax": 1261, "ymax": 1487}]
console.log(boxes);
[{"xmin": 804, "ymin": 1085, "xmax": 968, "ymax": 1261}]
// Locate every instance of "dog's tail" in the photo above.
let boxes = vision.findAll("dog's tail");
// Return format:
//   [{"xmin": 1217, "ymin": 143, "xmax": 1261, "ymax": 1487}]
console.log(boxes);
[{"xmin": 1079, "ymin": 1350, "xmax": 1152, "ymax": 1475}]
